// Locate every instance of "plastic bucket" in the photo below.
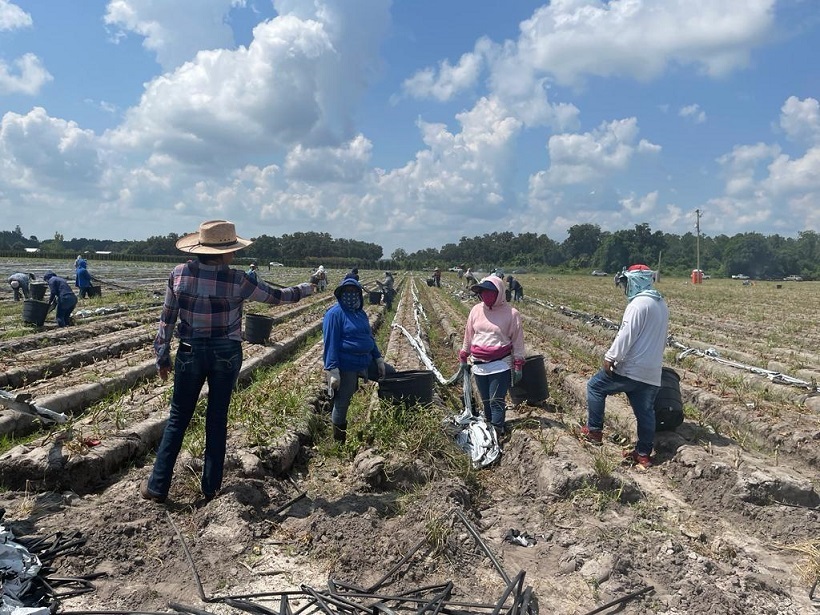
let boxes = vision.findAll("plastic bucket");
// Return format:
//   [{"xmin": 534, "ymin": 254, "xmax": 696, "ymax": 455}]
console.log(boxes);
[
  {"xmin": 22, "ymin": 299, "xmax": 50, "ymax": 326},
  {"xmin": 30, "ymin": 283, "xmax": 47, "ymax": 301},
  {"xmin": 87, "ymin": 285, "xmax": 102, "ymax": 297},
  {"xmin": 654, "ymin": 367, "xmax": 683, "ymax": 431},
  {"xmin": 509, "ymin": 354, "xmax": 549, "ymax": 405},
  {"xmin": 378, "ymin": 370, "xmax": 435, "ymax": 408},
  {"xmin": 244, "ymin": 313, "xmax": 274, "ymax": 344},
  {"xmin": 368, "ymin": 290, "xmax": 382, "ymax": 305}
]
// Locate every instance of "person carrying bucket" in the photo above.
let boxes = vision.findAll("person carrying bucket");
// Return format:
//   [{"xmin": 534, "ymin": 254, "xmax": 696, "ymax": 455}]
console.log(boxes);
[
  {"xmin": 7, "ymin": 272, "xmax": 35, "ymax": 301},
  {"xmin": 322, "ymin": 278, "xmax": 394, "ymax": 444},
  {"xmin": 43, "ymin": 271, "xmax": 78, "ymax": 327},
  {"xmin": 142, "ymin": 219, "xmax": 315, "ymax": 505},
  {"xmin": 581, "ymin": 264, "xmax": 669, "ymax": 468},
  {"xmin": 459, "ymin": 276, "xmax": 526, "ymax": 437},
  {"xmin": 377, "ymin": 271, "xmax": 395, "ymax": 310}
]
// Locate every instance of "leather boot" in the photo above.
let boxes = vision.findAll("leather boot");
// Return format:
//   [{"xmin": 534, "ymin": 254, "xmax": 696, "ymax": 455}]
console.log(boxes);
[{"xmin": 332, "ymin": 423, "xmax": 347, "ymax": 444}]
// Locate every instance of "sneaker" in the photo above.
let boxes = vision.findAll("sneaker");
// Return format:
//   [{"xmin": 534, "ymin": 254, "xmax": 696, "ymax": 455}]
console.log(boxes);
[
  {"xmin": 580, "ymin": 425, "xmax": 603, "ymax": 445},
  {"xmin": 623, "ymin": 449, "xmax": 652, "ymax": 468},
  {"xmin": 140, "ymin": 479, "xmax": 167, "ymax": 504}
]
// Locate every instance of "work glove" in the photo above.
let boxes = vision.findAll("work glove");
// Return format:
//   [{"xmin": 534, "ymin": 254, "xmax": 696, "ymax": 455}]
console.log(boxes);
[
  {"xmin": 458, "ymin": 349, "xmax": 469, "ymax": 367},
  {"xmin": 376, "ymin": 358, "xmax": 386, "ymax": 379},
  {"xmin": 512, "ymin": 358, "xmax": 525, "ymax": 385},
  {"xmin": 325, "ymin": 368, "xmax": 340, "ymax": 391}
]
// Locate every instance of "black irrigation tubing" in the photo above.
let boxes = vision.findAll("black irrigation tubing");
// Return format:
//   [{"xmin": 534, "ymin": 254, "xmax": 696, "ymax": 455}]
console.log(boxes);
[
  {"xmin": 169, "ymin": 602, "xmax": 220, "ymax": 615},
  {"xmin": 323, "ymin": 588, "xmax": 503, "ymax": 611},
  {"xmin": 89, "ymin": 276, "xmax": 138, "ymax": 292},
  {"xmin": 490, "ymin": 570, "xmax": 525, "ymax": 615},
  {"xmin": 270, "ymin": 491, "xmax": 308, "ymax": 516},
  {"xmin": 364, "ymin": 536, "xmax": 428, "ymax": 593},
  {"xmin": 57, "ymin": 611, "xmax": 172, "ymax": 615},
  {"xmin": 415, "ymin": 580, "xmax": 452, "ymax": 615},
  {"xmin": 453, "ymin": 509, "xmax": 511, "ymax": 586},
  {"xmin": 224, "ymin": 597, "xmax": 281, "ymax": 615},
  {"xmin": 165, "ymin": 509, "xmax": 210, "ymax": 603},
  {"xmin": 581, "ymin": 585, "xmax": 654, "ymax": 615}
]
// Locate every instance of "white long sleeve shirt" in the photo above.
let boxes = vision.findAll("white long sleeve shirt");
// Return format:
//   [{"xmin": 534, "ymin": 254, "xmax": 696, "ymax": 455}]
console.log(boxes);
[{"xmin": 605, "ymin": 294, "xmax": 669, "ymax": 386}]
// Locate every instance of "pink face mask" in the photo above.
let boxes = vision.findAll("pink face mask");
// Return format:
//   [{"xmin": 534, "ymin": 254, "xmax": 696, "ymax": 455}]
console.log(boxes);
[{"xmin": 481, "ymin": 290, "xmax": 498, "ymax": 308}]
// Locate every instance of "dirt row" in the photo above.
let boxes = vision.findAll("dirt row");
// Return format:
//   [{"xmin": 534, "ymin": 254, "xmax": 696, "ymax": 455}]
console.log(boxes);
[{"xmin": 0, "ymin": 273, "xmax": 817, "ymax": 614}]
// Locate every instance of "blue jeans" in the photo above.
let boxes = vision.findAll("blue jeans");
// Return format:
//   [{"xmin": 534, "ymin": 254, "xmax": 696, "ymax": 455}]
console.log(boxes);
[
  {"xmin": 586, "ymin": 369, "xmax": 659, "ymax": 455},
  {"xmin": 148, "ymin": 338, "xmax": 242, "ymax": 498},
  {"xmin": 474, "ymin": 369, "xmax": 511, "ymax": 433},
  {"xmin": 56, "ymin": 293, "xmax": 78, "ymax": 327},
  {"xmin": 331, "ymin": 359, "xmax": 395, "ymax": 426}
]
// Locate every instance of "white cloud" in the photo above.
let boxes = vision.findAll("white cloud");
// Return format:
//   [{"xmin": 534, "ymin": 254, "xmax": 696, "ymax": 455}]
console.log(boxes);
[
  {"xmin": 544, "ymin": 117, "xmax": 660, "ymax": 185},
  {"xmin": 104, "ymin": 0, "xmax": 245, "ymax": 71},
  {"xmin": 0, "ymin": 52, "xmax": 52, "ymax": 95},
  {"xmin": 401, "ymin": 47, "xmax": 484, "ymax": 102},
  {"xmin": 108, "ymin": 0, "xmax": 390, "ymax": 170},
  {"xmin": 679, "ymin": 104, "xmax": 707, "ymax": 124},
  {"xmin": 620, "ymin": 191, "xmax": 658, "ymax": 216},
  {"xmin": 0, "ymin": 0, "xmax": 31, "ymax": 30},
  {"xmin": 515, "ymin": 0, "xmax": 775, "ymax": 87},
  {"xmin": 284, "ymin": 135, "xmax": 372, "ymax": 183},
  {"xmin": 779, "ymin": 96, "xmax": 820, "ymax": 145}
]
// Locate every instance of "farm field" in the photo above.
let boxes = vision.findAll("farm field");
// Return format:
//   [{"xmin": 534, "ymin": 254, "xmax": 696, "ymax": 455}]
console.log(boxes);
[{"xmin": 0, "ymin": 258, "xmax": 818, "ymax": 614}]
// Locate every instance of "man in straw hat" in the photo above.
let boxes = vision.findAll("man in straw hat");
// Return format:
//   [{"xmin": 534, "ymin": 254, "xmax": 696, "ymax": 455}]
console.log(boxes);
[{"xmin": 141, "ymin": 219, "xmax": 315, "ymax": 505}]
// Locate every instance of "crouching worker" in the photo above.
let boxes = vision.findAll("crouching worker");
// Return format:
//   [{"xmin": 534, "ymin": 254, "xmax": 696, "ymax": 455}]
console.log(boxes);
[
  {"xmin": 323, "ymin": 278, "xmax": 394, "ymax": 443},
  {"xmin": 43, "ymin": 271, "xmax": 78, "ymax": 327}
]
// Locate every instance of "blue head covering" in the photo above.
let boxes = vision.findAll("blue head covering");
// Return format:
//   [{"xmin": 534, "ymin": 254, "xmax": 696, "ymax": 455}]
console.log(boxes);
[{"xmin": 615, "ymin": 265, "xmax": 662, "ymax": 302}]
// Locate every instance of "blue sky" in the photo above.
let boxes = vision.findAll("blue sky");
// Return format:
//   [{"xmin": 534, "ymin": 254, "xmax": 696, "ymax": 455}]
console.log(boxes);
[{"xmin": 1, "ymin": 0, "xmax": 818, "ymax": 256}]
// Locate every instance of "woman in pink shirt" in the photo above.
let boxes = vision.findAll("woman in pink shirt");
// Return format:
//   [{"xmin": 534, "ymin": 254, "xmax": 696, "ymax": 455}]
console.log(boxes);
[{"xmin": 458, "ymin": 276, "xmax": 525, "ymax": 435}]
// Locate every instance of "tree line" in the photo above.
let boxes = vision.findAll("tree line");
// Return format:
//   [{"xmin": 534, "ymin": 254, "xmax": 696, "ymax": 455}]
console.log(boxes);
[{"xmin": 1, "ymin": 223, "xmax": 817, "ymax": 280}]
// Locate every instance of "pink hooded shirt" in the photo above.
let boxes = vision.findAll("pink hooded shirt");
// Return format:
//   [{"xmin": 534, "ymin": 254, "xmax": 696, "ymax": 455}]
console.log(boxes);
[{"xmin": 461, "ymin": 276, "xmax": 525, "ymax": 366}]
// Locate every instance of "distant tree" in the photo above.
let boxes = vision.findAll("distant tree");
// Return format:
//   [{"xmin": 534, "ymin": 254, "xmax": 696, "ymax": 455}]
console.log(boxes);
[{"xmin": 391, "ymin": 248, "xmax": 408, "ymax": 261}]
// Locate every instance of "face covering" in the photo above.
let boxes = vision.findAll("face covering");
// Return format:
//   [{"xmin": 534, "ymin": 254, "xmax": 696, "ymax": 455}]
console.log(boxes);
[
  {"xmin": 624, "ymin": 270, "xmax": 662, "ymax": 302},
  {"xmin": 481, "ymin": 290, "xmax": 498, "ymax": 308},
  {"xmin": 340, "ymin": 290, "xmax": 361, "ymax": 310}
]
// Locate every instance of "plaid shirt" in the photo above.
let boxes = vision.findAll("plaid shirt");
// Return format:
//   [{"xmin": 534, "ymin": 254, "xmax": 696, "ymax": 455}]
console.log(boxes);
[{"xmin": 154, "ymin": 260, "xmax": 311, "ymax": 368}]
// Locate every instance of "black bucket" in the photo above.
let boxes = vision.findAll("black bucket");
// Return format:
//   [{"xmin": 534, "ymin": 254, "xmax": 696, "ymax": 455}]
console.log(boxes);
[
  {"xmin": 368, "ymin": 290, "xmax": 382, "ymax": 305},
  {"xmin": 22, "ymin": 299, "xmax": 49, "ymax": 326},
  {"xmin": 87, "ymin": 285, "xmax": 102, "ymax": 297},
  {"xmin": 378, "ymin": 370, "xmax": 435, "ymax": 408},
  {"xmin": 30, "ymin": 283, "xmax": 47, "ymax": 301},
  {"xmin": 426, "ymin": 278, "xmax": 435, "ymax": 287},
  {"xmin": 244, "ymin": 313, "xmax": 274, "ymax": 344},
  {"xmin": 654, "ymin": 367, "xmax": 683, "ymax": 431},
  {"xmin": 509, "ymin": 354, "xmax": 549, "ymax": 405}
]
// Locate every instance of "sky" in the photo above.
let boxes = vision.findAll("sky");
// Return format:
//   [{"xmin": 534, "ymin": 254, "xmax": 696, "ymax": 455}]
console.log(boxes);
[{"xmin": 0, "ymin": 0, "xmax": 819, "ymax": 257}]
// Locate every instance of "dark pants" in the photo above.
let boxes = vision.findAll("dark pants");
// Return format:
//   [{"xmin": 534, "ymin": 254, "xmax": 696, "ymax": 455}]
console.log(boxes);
[
  {"xmin": 56, "ymin": 293, "xmax": 78, "ymax": 327},
  {"xmin": 586, "ymin": 369, "xmax": 659, "ymax": 455},
  {"xmin": 383, "ymin": 288, "xmax": 395, "ymax": 310},
  {"xmin": 11, "ymin": 285, "xmax": 29, "ymax": 301},
  {"xmin": 474, "ymin": 369, "xmax": 511, "ymax": 434},
  {"xmin": 331, "ymin": 359, "xmax": 396, "ymax": 426},
  {"xmin": 147, "ymin": 338, "xmax": 243, "ymax": 498}
]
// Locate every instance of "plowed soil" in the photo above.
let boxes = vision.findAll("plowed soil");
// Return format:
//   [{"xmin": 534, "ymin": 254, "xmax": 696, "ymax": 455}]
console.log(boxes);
[{"xmin": 0, "ymin": 262, "xmax": 818, "ymax": 615}]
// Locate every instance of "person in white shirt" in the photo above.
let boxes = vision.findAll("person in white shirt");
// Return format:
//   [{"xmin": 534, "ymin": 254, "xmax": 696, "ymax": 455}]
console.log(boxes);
[{"xmin": 582, "ymin": 264, "xmax": 669, "ymax": 468}]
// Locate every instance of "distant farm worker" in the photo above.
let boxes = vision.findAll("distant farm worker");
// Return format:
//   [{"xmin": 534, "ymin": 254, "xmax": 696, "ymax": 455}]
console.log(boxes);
[
  {"xmin": 344, "ymin": 267, "xmax": 359, "ymax": 281},
  {"xmin": 246, "ymin": 262, "xmax": 258, "ymax": 283},
  {"xmin": 506, "ymin": 275, "xmax": 524, "ymax": 302},
  {"xmin": 43, "ymin": 271, "xmax": 78, "ymax": 327},
  {"xmin": 75, "ymin": 259, "xmax": 93, "ymax": 299},
  {"xmin": 459, "ymin": 276, "xmax": 525, "ymax": 436},
  {"xmin": 7, "ymin": 272, "xmax": 35, "ymax": 301},
  {"xmin": 464, "ymin": 267, "xmax": 477, "ymax": 288},
  {"xmin": 142, "ymin": 219, "xmax": 315, "ymax": 505},
  {"xmin": 312, "ymin": 265, "xmax": 328, "ymax": 292},
  {"xmin": 582, "ymin": 264, "xmax": 669, "ymax": 469},
  {"xmin": 377, "ymin": 271, "xmax": 395, "ymax": 310},
  {"xmin": 457, "ymin": 265, "xmax": 465, "ymax": 279},
  {"xmin": 323, "ymin": 278, "xmax": 395, "ymax": 444},
  {"xmin": 432, "ymin": 267, "xmax": 441, "ymax": 287}
]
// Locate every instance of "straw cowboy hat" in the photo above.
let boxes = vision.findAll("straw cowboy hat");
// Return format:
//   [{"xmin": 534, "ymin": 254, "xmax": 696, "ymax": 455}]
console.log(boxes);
[{"xmin": 176, "ymin": 220, "xmax": 253, "ymax": 254}]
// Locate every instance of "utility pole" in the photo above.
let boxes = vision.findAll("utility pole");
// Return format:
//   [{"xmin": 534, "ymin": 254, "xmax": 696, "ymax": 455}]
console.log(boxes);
[{"xmin": 695, "ymin": 208, "xmax": 701, "ymax": 281}]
